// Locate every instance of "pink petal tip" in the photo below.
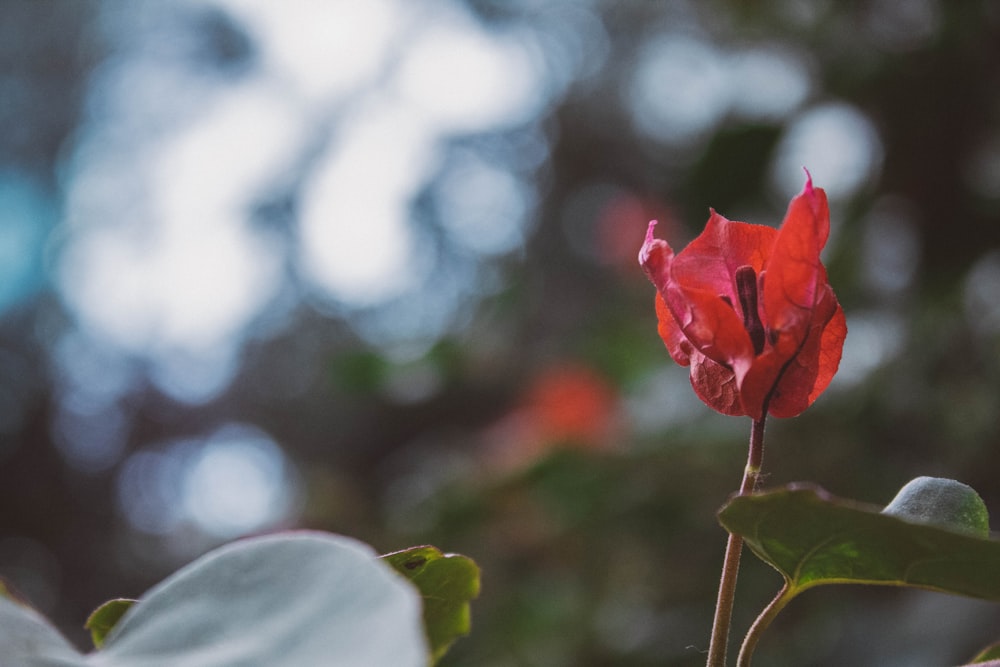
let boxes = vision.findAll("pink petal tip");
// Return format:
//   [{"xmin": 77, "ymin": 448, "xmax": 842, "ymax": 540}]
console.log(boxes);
[
  {"xmin": 639, "ymin": 220, "xmax": 659, "ymax": 266},
  {"xmin": 645, "ymin": 220, "xmax": 658, "ymax": 242}
]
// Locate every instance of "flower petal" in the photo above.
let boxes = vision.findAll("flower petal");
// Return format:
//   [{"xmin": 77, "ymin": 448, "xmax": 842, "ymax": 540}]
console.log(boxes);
[
  {"xmin": 768, "ymin": 286, "xmax": 846, "ymax": 418},
  {"xmin": 671, "ymin": 210, "xmax": 775, "ymax": 302},
  {"xmin": 655, "ymin": 293, "xmax": 692, "ymax": 367},
  {"xmin": 639, "ymin": 221, "xmax": 674, "ymax": 296},
  {"xmin": 741, "ymin": 282, "xmax": 845, "ymax": 419},
  {"xmin": 662, "ymin": 212, "xmax": 777, "ymax": 370},
  {"xmin": 689, "ymin": 352, "xmax": 744, "ymax": 416},
  {"xmin": 735, "ymin": 348, "xmax": 783, "ymax": 420},
  {"xmin": 762, "ymin": 180, "xmax": 830, "ymax": 342}
]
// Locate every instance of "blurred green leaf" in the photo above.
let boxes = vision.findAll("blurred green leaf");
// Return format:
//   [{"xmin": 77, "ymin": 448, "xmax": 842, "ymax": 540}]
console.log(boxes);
[
  {"xmin": 331, "ymin": 350, "xmax": 390, "ymax": 393},
  {"xmin": 383, "ymin": 546, "xmax": 480, "ymax": 664},
  {"xmin": 968, "ymin": 641, "xmax": 1000, "ymax": 663},
  {"xmin": 718, "ymin": 483, "xmax": 1000, "ymax": 598},
  {"xmin": 85, "ymin": 598, "xmax": 135, "ymax": 649}
]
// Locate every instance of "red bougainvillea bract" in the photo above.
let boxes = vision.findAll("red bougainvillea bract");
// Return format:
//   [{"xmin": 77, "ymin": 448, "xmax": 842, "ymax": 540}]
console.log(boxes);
[{"xmin": 639, "ymin": 174, "xmax": 847, "ymax": 420}]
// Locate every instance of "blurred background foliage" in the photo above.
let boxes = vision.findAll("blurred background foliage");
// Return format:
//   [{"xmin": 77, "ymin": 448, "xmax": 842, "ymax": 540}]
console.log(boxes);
[{"xmin": 2, "ymin": 0, "xmax": 1000, "ymax": 665}]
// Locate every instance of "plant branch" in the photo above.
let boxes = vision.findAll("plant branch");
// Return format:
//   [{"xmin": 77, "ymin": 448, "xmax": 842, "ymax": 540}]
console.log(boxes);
[
  {"xmin": 706, "ymin": 416, "xmax": 767, "ymax": 667},
  {"xmin": 736, "ymin": 582, "xmax": 796, "ymax": 667}
]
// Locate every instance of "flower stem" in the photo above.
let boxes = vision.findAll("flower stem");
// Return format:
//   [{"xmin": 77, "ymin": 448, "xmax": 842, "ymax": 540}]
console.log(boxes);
[
  {"xmin": 736, "ymin": 582, "xmax": 795, "ymax": 667},
  {"xmin": 706, "ymin": 416, "xmax": 767, "ymax": 667}
]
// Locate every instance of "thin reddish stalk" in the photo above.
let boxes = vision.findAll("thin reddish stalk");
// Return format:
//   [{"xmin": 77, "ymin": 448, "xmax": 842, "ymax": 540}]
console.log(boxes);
[
  {"xmin": 736, "ymin": 583, "xmax": 795, "ymax": 666},
  {"xmin": 705, "ymin": 416, "xmax": 767, "ymax": 667}
]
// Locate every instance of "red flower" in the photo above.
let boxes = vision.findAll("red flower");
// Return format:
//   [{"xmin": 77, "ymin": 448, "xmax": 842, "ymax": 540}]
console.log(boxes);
[{"xmin": 639, "ymin": 174, "xmax": 846, "ymax": 419}]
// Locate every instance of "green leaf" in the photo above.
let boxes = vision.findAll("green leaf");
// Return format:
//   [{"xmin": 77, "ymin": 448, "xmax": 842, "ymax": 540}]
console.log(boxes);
[
  {"xmin": 85, "ymin": 599, "xmax": 135, "ymax": 649},
  {"xmin": 382, "ymin": 546, "xmax": 481, "ymax": 664},
  {"xmin": 718, "ymin": 482, "xmax": 1000, "ymax": 598}
]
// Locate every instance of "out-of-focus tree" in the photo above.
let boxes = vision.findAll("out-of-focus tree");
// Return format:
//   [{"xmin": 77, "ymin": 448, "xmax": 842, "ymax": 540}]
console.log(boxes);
[{"xmin": 1, "ymin": 1, "xmax": 999, "ymax": 664}]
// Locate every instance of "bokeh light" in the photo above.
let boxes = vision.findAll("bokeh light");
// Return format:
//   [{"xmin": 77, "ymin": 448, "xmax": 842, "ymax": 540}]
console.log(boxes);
[
  {"xmin": 181, "ymin": 424, "xmax": 299, "ymax": 538},
  {"xmin": 298, "ymin": 102, "xmax": 434, "ymax": 307},
  {"xmin": 3, "ymin": 1, "xmax": 1000, "ymax": 663},
  {"xmin": 0, "ymin": 173, "xmax": 52, "ymax": 315},
  {"xmin": 770, "ymin": 102, "xmax": 884, "ymax": 200},
  {"xmin": 116, "ymin": 424, "xmax": 299, "ymax": 539},
  {"xmin": 628, "ymin": 34, "xmax": 731, "ymax": 147}
]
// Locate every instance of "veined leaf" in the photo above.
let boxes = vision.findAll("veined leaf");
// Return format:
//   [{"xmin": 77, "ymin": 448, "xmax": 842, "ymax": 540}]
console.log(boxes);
[
  {"xmin": 382, "ymin": 546, "xmax": 480, "ymax": 664},
  {"xmin": 718, "ymin": 483, "xmax": 1000, "ymax": 598}
]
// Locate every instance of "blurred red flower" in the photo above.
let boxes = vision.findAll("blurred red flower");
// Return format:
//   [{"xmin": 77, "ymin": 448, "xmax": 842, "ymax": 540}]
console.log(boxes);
[
  {"xmin": 524, "ymin": 364, "xmax": 618, "ymax": 445},
  {"xmin": 482, "ymin": 364, "xmax": 620, "ymax": 470},
  {"xmin": 639, "ymin": 174, "xmax": 846, "ymax": 419}
]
